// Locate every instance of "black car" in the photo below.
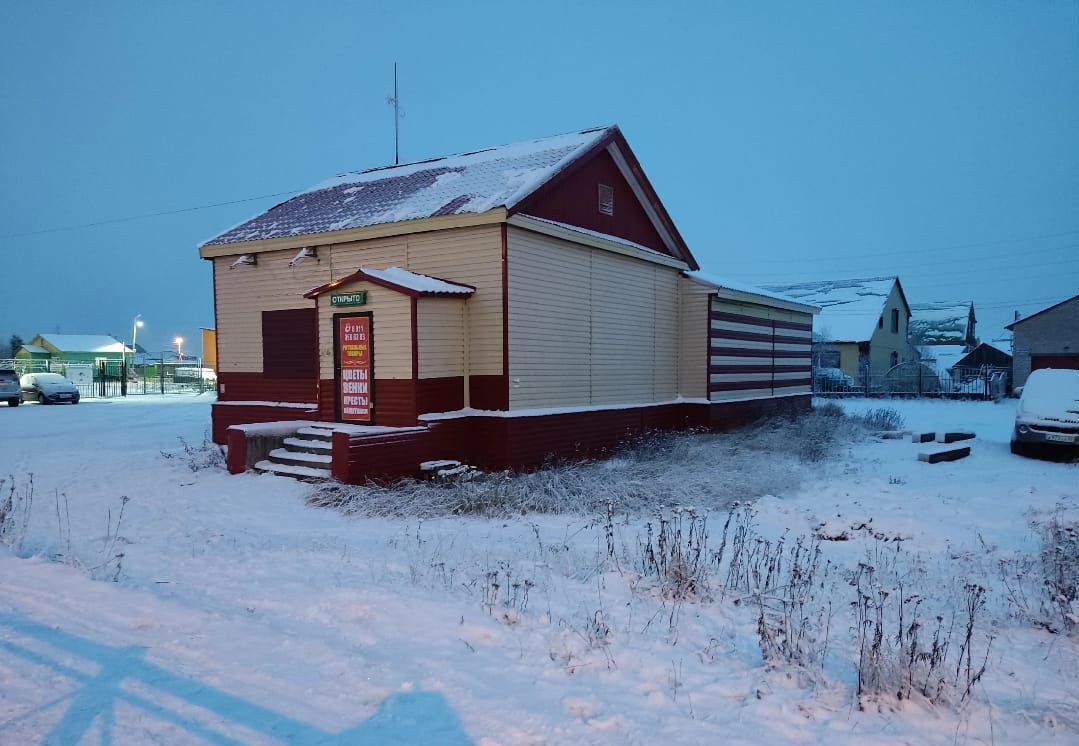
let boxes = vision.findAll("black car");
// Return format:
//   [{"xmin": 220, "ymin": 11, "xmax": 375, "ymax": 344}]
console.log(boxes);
[
  {"xmin": 0, "ymin": 368, "xmax": 20, "ymax": 406},
  {"xmin": 20, "ymin": 372, "xmax": 81, "ymax": 404}
]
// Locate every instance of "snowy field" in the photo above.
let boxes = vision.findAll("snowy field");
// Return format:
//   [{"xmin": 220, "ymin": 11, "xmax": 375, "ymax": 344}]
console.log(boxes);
[{"xmin": 1, "ymin": 395, "xmax": 1076, "ymax": 744}]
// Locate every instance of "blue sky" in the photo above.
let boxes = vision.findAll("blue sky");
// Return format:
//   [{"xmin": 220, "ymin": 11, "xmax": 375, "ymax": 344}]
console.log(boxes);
[{"xmin": 1, "ymin": 1, "xmax": 1076, "ymax": 352}]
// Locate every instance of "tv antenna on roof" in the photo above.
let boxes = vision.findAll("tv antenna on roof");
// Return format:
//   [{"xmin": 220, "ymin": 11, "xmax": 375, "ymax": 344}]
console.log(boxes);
[{"xmin": 386, "ymin": 62, "xmax": 401, "ymax": 165}]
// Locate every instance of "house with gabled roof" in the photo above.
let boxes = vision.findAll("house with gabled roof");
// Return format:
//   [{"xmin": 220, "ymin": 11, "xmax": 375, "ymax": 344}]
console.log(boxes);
[
  {"xmin": 200, "ymin": 125, "xmax": 818, "ymax": 482},
  {"xmin": 909, "ymin": 301, "xmax": 976, "ymax": 347},
  {"xmin": 1005, "ymin": 293, "xmax": 1079, "ymax": 387},
  {"xmin": 762, "ymin": 277, "xmax": 912, "ymax": 378},
  {"xmin": 15, "ymin": 334, "xmax": 131, "ymax": 365}
]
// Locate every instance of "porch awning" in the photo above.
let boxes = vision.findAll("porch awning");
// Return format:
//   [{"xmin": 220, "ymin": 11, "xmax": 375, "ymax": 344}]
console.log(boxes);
[{"xmin": 304, "ymin": 266, "xmax": 475, "ymax": 300}]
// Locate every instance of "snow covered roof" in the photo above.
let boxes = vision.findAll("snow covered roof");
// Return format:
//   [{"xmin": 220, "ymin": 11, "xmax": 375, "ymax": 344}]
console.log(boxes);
[
  {"xmin": 687, "ymin": 272, "xmax": 819, "ymax": 313},
  {"xmin": 304, "ymin": 266, "xmax": 475, "ymax": 299},
  {"xmin": 18, "ymin": 344, "xmax": 48, "ymax": 354},
  {"xmin": 909, "ymin": 301, "xmax": 973, "ymax": 344},
  {"xmin": 34, "ymin": 334, "xmax": 129, "ymax": 354},
  {"xmin": 203, "ymin": 127, "xmax": 613, "ymax": 247},
  {"xmin": 918, "ymin": 344, "xmax": 968, "ymax": 371},
  {"xmin": 762, "ymin": 277, "xmax": 903, "ymax": 343}
]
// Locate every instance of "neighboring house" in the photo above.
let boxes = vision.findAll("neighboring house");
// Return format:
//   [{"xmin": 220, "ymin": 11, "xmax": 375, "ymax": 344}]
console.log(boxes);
[
  {"xmin": 201, "ymin": 328, "xmax": 217, "ymax": 371},
  {"xmin": 909, "ymin": 301, "xmax": 976, "ymax": 348},
  {"xmin": 918, "ymin": 343, "xmax": 969, "ymax": 374},
  {"xmin": 953, "ymin": 342, "xmax": 1012, "ymax": 372},
  {"xmin": 199, "ymin": 124, "xmax": 819, "ymax": 480},
  {"xmin": 1005, "ymin": 294, "xmax": 1079, "ymax": 388},
  {"xmin": 15, "ymin": 334, "xmax": 131, "ymax": 366},
  {"xmin": 762, "ymin": 277, "xmax": 912, "ymax": 378}
]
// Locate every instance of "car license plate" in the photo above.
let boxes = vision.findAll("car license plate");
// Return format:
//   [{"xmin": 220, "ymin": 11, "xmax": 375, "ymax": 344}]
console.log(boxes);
[{"xmin": 1045, "ymin": 433, "xmax": 1075, "ymax": 443}]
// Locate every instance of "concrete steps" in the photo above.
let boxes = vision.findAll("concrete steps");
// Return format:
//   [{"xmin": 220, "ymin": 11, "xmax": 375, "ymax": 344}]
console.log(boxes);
[
  {"xmin": 253, "ymin": 460, "xmax": 332, "ymax": 480},
  {"xmin": 257, "ymin": 425, "xmax": 336, "ymax": 480}
]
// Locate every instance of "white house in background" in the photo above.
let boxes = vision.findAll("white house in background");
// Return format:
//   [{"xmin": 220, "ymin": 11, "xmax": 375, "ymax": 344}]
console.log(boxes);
[{"xmin": 762, "ymin": 276, "xmax": 912, "ymax": 379}]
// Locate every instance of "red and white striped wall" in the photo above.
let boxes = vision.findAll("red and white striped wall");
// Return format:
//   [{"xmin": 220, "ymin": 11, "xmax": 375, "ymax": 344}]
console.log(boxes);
[{"xmin": 708, "ymin": 299, "xmax": 813, "ymax": 402}]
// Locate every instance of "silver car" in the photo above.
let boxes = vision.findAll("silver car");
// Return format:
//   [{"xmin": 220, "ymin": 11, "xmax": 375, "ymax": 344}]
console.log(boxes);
[
  {"xmin": 1011, "ymin": 368, "xmax": 1079, "ymax": 458},
  {"xmin": 0, "ymin": 368, "xmax": 20, "ymax": 406},
  {"xmin": 20, "ymin": 372, "xmax": 81, "ymax": 405}
]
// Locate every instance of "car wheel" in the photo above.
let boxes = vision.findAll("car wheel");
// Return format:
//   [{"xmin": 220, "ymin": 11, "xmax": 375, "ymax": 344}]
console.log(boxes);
[
  {"xmin": 38, "ymin": 393, "xmax": 48, "ymax": 405},
  {"xmin": 1010, "ymin": 440, "xmax": 1029, "ymax": 457},
  {"xmin": 72, "ymin": 396, "xmax": 80, "ymax": 404},
  {"xmin": 8, "ymin": 398, "xmax": 18, "ymax": 407}
]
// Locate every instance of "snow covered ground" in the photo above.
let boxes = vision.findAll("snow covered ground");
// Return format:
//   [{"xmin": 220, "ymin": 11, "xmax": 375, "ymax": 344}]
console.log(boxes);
[{"xmin": 0, "ymin": 395, "xmax": 1076, "ymax": 744}]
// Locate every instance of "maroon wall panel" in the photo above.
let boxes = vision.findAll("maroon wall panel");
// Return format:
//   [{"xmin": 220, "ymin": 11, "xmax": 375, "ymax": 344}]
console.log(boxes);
[
  {"xmin": 417, "ymin": 376, "xmax": 465, "ymax": 415},
  {"xmin": 262, "ymin": 308, "xmax": 318, "ymax": 379},
  {"xmin": 374, "ymin": 379, "xmax": 417, "ymax": 426},
  {"xmin": 318, "ymin": 379, "xmax": 335, "ymax": 421},
  {"xmin": 706, "ymin": 396, "xmax": 811, "ymax": 431},
  {"xmin": 468, "ymin": 375, "xmax": 508, "ymax": 411},
  {"xmin": 217, "ymin": 372, "xmax": 317, "ymax": 403},
  {"xmin": 524, "ymin": 150, "xmax": 671, "ymax": 255}
]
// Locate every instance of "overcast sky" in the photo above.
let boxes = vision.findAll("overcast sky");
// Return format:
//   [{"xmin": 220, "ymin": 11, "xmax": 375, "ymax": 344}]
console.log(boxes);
[{"xmin": 1, "ymin": 1, "xmax": 1076, "ymax": 353}]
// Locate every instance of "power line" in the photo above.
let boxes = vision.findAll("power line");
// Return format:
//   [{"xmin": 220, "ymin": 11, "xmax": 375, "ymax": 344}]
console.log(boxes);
[
  {"xmin": 0, "ymin": 189, "xmax": 300, "ymax": 240},
  {"xmin": 744, "ymin": 256, "xmax": 1079, "ymax": 288},
  {"xmin": 718, "ymin": 229, "xmax": 1079, "ymax": 265}
]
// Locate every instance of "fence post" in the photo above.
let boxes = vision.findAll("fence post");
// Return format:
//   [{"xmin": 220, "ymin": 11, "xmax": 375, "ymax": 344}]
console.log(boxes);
[
  {"xmin": 160, "ymin": 356, "xmax": 166, "ymax": 396},
  {"xmin": 863, "ymin": 366, "xmax": 870, "ymax": 395}
]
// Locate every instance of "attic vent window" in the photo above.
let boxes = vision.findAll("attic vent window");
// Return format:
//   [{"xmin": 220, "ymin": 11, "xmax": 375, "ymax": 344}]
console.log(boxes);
[{"xmin": 598, "ymin": 184, "xmax": 614, "ymax": 216}]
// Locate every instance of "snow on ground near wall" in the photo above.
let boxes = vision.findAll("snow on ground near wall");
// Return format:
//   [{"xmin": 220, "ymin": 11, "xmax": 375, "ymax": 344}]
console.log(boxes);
[{"xmin": 0, "ymin": 394, "xmax": 1077, "ymax": 744}]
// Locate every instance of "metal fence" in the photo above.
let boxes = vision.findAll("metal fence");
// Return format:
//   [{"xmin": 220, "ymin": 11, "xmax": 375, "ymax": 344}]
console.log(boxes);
[
  {"xmin": 814, "ymin": 363, "xmax": 1009, "ymax": 400},
  {"xmin": 0, "ymin": 356, "xmax": 215, "ymax": 399}
]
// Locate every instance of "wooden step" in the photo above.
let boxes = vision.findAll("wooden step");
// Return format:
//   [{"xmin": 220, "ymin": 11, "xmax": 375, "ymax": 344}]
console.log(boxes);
[
  {"xmin": 268, "ymin": 448, "xmax": 332, "ymax": 467},
  {"xmin": 295, "ymin": 426, "xmax": 336, "ymax": 441},
  {"xmin": 918, "ymin": 445, "xmax": 971, "ymax": 464},
  {"xmin": 282, "ymin": 437, "xmax": 333, "ymax": 454},
  {"xmin": 254, "ymin": 460, "xmax": 332, "ymax": 480},
  {"xmin": 911, "ymin": 432, "xmax": 936, "ymax": 443}
]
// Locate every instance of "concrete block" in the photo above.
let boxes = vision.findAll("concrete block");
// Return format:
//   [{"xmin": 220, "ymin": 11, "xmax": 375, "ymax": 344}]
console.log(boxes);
[{"xmin": 918, "ymin": 446, "xmax": 971, "ymax": 463}]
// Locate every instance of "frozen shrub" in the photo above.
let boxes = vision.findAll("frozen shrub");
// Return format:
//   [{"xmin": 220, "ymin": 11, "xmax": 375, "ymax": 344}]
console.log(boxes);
[
  {"xmin": 815, "ymin": 401, "xmax": 846, "ymax": 419},
  {"xmin": 0, "ymin": 474, "xmax": 33, "ymax": 551},
  {"xmin": 161, "ymin": 431, "xmax": 225, "ymax": 472},
  {"xmin": 636, "ymin": 507, "xmax": 710, "ymax": 600},
  {"xmin": 1000, "ymin": 514, "xmax": 1079, "ymax": 633},
  {"xmin": 858, "ymin": 407, "xmax": 905, "ymax": 431}
]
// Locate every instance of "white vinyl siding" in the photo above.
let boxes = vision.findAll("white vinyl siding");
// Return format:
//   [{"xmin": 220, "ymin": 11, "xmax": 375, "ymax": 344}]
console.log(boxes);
[
  {"xmin": 678, "ymin": 279, "xmax": 711, "ymax": 398},
  {"xmin": 506, "ymin": 227, "xmax": 680, "ymax": 409},
  {"xmin": 214, "ymin": 250, "xmax": 331, "ymax": 373},
  {"xmin": 417, "ymin": 298, "xmax": 466, "ymax": 379},
  {"xmin": 214, "ymin": 225, "xmax": 502, "ymax": 381}
]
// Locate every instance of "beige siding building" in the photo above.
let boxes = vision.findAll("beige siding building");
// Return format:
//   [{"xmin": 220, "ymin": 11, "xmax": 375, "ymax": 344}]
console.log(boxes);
[{"xmin": 200, "ymin": 125, "xmax": 818, "ymax": 481}]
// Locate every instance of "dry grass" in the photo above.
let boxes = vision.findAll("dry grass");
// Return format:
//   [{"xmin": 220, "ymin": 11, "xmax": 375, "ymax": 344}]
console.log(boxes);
[{"xmin": 310, "ymin": 406, "xmax": 892, "ymax": 519}]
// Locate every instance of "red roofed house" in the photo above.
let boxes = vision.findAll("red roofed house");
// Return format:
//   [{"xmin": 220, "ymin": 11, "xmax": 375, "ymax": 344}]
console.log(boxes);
[{"xmin": 200, "ymin": 125, "xmax": 818, "ymax": 482}]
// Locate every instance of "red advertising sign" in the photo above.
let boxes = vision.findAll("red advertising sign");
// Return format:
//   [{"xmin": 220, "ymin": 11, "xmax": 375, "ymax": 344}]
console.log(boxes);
[{"xmin": 337, "ymin": 316, "xmax": 372, "ymax": 422}]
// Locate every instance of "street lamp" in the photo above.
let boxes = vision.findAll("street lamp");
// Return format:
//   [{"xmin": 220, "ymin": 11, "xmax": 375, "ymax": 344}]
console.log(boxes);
[
  {"xmin": 128, "ymin": 315, "xmax": 144, "ymax": 377},
  {"xmin": 174, "ymin": 336, "xmax": 184, "ymax": 361}
]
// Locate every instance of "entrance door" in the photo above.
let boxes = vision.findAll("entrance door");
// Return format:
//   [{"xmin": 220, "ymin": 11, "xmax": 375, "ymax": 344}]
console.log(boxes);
[{"xmin": 333, "ymin": 312, "xmax": 374, "ymax": 424}]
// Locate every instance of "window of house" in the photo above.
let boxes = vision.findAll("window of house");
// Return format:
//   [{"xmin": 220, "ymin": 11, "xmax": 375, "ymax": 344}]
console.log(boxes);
[
  {"xmin": 262, "ymin": 309, "xmax": 317, "ymax": 379},
  {"xmin": 890, "ymin": 351, "xmax": 899, "ymax": 368},
  {"xmin": 598, "ymin": 184, "xmax": 614, "ymax": 216},
  {"xmin": 891, "ymin": 309, "xmax": 899, "ymax": 333}
]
